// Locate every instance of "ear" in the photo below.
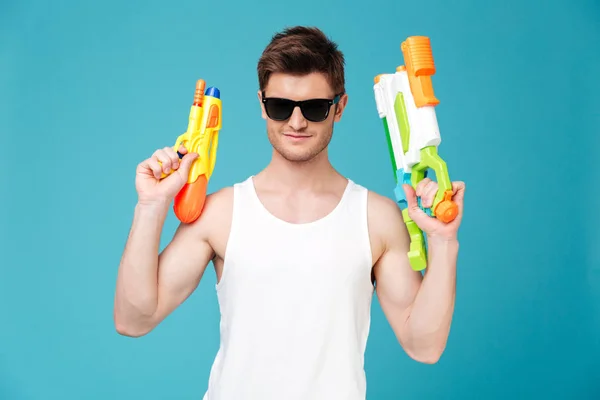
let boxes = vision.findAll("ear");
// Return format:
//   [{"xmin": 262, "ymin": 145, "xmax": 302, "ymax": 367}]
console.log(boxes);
[
  {"xmin": 257, "ymin": 90, "xmax": 267, "ymax": 120},
  {"xmin": 333, "ymin": 93, "xmax": 348, "ymax": 122}
]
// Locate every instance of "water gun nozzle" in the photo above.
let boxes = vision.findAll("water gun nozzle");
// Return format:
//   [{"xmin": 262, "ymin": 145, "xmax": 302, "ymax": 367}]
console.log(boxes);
[{"xmin": 194, "ymin": 79, "xmax": 206, "ymax": 106}]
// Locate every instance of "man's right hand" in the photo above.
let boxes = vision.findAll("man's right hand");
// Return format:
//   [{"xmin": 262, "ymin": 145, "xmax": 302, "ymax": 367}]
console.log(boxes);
[{"xmin": 135, "ymin": 145, "xmax": 199, "ymax": 206}]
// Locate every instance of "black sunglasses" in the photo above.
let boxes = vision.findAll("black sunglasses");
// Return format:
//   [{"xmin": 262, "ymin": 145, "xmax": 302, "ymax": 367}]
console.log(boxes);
[{"xmin": 261, "ymin": 92, "xmax": 342, "ymax": 122}]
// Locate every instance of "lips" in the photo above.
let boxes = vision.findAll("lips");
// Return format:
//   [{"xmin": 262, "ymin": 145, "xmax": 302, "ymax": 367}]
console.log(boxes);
[{"xmin": 283, "ymin": 133, "xmax": 310, "ymax": 138}]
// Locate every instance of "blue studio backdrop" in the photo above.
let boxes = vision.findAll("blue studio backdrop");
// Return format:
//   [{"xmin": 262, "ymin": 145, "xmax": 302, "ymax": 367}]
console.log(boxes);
[{"xmin": 1, "ymin": 0, "xmax": 599, "ymax": 399}]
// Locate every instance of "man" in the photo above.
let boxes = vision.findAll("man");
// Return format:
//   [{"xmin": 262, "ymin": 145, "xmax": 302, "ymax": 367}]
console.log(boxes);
[{"xmin": 114, "ymin": 26, "xmax": 465, "ymax": 400}]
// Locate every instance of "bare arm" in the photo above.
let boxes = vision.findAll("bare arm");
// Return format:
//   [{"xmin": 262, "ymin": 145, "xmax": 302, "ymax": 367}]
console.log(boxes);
[
  {"xmin": 114, "ymin": 188, "xmax": 229, "ymax": 337},
  {"xmin": 370, "ymin": 183, "xmax": 463, "ymax": 363},
  {"xmin": 114, "ymin": 143, "xmax": 230, "ymax": 337}
]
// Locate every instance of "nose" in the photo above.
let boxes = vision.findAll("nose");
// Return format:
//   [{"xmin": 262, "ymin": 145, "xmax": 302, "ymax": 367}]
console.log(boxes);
[{"xmin": 288, "ymin": 106, "xmax": 308, "ymax": 130}]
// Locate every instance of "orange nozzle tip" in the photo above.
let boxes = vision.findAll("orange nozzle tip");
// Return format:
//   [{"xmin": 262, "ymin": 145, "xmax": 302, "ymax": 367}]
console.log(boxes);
[
  {"xmin": 374, "ymin": 74, "xmax": 383, "ymax": 84},
  {"xmin": 402, "ymin": 35, "xmax": 431, "ymax": 49},
  {"xmin": 173, "ymin": 175, "xmax": 208, "ymax": 223},
  {"xmin": 401, "ymin": 36, "xmax": 435, "ymax": 76},
  {"xmin": 401, "ymin": 36, "xmax": 438, "ymax": 107},
  {"xmin": 194, "ymin": 79, "xmax": 206, "ymax": 105},
  {"xmin": 396, "ymin": 65, "xmax": 406, "ymax": 72}
]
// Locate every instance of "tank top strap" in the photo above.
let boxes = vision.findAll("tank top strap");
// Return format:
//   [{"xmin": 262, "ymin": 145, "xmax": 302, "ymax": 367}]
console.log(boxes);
[
  {"xmin": 229, "ymin": 176, "xmax": 262, "ymax": 223},
  {"xmin": 338, "ymin": 179, "xmax": 368, "ymax": 212}
]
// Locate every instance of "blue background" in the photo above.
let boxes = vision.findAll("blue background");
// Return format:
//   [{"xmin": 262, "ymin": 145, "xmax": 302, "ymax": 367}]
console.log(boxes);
[{"xmin": 2, "ymin": 0, "xmax": 599, "ymax": 398}]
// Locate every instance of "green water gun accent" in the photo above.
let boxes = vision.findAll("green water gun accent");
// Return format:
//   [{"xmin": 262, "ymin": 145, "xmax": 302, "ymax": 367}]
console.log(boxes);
[{"xmin": 381, "ymin": 92, "xmax": 410, "ymax": 182}]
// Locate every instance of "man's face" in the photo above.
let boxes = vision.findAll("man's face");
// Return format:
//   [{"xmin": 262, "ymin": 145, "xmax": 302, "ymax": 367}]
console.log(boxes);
[{"xmin": 258, "ymin": 72, "xmax": 348, "ymax": 163}]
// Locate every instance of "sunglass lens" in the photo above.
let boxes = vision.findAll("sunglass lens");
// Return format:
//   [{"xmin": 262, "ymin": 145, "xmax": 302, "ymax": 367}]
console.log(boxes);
[
  {"xmin": 301, "ymin": 100, "xmax": 330, "ymax": 122},
  {"xmin": 265, "ymin": 98, "xmax": 293, "ymax": 121}
]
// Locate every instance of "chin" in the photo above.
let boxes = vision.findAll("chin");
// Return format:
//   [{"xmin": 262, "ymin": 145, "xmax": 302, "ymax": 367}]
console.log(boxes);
[
  {"xmin": 277, "ymin": 144, "xmax": 324, "ymax": 163},
  {"xmin": 282, "ymin": 153, "xmax": 317, "ymax": 163}
]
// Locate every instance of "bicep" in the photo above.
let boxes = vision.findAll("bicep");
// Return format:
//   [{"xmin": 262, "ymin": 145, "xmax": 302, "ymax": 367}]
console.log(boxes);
[
  {"xmin": 374, "ymin": 243, "xmax": 422, "ymax": 320},
  {"xmin": 370, "ymin": 193, "xmax": 422, "ymax": 333},
  {"xmin": 152, "ymin": 222, "xmax": 214, "ymax": 322}
]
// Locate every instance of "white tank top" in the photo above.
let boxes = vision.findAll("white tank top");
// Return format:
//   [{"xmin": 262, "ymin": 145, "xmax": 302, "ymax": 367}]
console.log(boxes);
[{"xmin": 203, "ymin": 176, "xmax": 375, "ymax": 400}]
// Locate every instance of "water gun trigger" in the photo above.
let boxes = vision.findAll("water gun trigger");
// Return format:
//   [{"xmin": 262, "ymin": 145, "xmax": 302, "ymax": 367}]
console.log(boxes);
[{"xmin": 173, "ymin": 136, "xmax": 188, "ymax": 159}]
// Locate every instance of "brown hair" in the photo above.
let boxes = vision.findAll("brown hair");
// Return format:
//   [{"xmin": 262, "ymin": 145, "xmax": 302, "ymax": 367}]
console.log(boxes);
[{"xmin": 257, "ymin": 26, "xmax": 345, "ymax": 96}]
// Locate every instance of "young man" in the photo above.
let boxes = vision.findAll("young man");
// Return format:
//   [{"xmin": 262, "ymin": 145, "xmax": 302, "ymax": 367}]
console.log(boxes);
[{"xmin": 114, "ymin": 26, "xmax": 465, "ymax": 400}]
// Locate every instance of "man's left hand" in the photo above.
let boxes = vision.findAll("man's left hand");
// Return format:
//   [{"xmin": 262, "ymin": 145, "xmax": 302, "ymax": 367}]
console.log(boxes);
[{"xmin": 402, "ymin": 178, "xmax": 466, "ymax": 241}]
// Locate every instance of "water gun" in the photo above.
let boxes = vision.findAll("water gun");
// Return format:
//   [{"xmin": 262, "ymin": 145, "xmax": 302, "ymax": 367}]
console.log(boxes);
[
  {"xmin": 160, "ymin": 79, "xmax": 222, "ymax": 224},
  {"xmin": 373, "ymin": 36, "xmax": 458, "ymax": 271}
]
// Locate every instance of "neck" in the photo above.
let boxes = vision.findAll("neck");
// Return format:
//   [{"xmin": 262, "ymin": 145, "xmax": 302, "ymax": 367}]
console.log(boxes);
[{"xmin": 257, "ymin": 148, "xmax": 340, "ymax": 192}]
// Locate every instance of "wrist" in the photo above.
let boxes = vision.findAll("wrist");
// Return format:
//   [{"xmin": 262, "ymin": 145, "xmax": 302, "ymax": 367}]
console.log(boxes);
[
  {"xmin": 427, "ymin": 233, "xmax": 458, "ymax": 244},
  {"xmin": 135, "ymin": 199, "xmax": 171, "ymax": 218},
  {"xmin": 427, "ymin": 235, "xmax": 459, "ymax": 256}
]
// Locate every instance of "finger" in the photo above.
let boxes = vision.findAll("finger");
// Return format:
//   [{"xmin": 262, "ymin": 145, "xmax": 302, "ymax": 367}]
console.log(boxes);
[
  {"xmin": 163, "ymin": 146, "xmax": 181, "ymax": 170},
  {"xmin": 452, "ymin": 181, "xmax": 465, "ymax": 195},
  {"xmin": 452, "ymin": 181, "xmax": 466, "ymax": 213},
  {"xmin": 403, "ymin": 183, "xmax": 418, "ymax": 209},
  {"xmin": 176, "ymin": 152, "xmax": 198, "ymax": 177},
  {"xmin": 415, "ymin": 178, "xmax": 432, "ymax": 197},
  {"xmin": 403, "ymin": 184, "xmax": 426, "ymax": 219},
  {"xmin": 403, "ymin": 184, "xmax": 436, "ymax": 229},
  {"xmin": 153, "ymin": 149, "xmax": 173, "ymax": 173},
  {"xmin": 178, "ymin": 145, "xmax": 188, "ymax": 155},
  {"xmin": 421, "ymin": 180, "xmax": 438, "ymax": 208},
  {"xmin": 142, "ymin": 157, "xmax": 163, "ymax": 180}
]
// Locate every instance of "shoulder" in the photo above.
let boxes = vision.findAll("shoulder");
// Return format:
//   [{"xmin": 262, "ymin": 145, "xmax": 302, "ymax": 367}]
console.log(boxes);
[
  {"xmin": 365, "ymin": 188, "xmax": 409, "ymax": 261},
  {"xmin": 183, "ymin": 185, "xmax": 235, "ymax": 239},
  {"xmin": 206, "ymin": 185, "xmax": 235, "ymax": 206},
  {"xmin": 367, "ymin": 190, "xmax": 405, "ymax": 234},
  {"xmin": 195, "ymin": 175, "xmax": 257, "ymax": 230},
  {"xmin": 347, "ymin": 180, "xmax": 404, "ymax": 231}
]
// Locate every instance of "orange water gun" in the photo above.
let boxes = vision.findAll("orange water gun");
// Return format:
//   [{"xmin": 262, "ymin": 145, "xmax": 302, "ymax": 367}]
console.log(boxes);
[{"xmin": 160, "ymin": 79, "xmax": 222, "ymax": 224}]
